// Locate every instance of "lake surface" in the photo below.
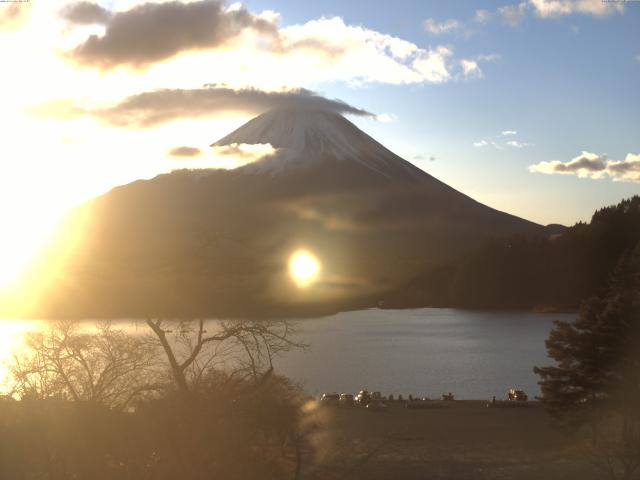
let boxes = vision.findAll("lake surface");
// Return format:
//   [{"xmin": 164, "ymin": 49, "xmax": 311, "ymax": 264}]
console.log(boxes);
[
  {"xmin": 273, "ymin": 308, "xmax": 575, "ymax": 400},
  {"xmin": 0, "ymin": 308, "xmax": 575, "ymax": 399}
]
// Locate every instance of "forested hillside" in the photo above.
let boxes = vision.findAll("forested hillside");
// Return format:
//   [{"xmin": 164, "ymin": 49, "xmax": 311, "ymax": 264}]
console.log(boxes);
[{"xmin": 385, "ymin": 196, "xmax": 640, "ymax": 311}]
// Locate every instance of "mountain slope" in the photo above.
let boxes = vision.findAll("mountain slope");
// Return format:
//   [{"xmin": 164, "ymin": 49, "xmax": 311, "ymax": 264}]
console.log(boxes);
[{"xmin": 10, "ymin": 108, "xmax": 550, "ymax": 319}]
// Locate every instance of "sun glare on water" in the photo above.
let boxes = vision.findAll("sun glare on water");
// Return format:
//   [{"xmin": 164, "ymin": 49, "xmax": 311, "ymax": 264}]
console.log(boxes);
[{"xmin": 289, "ymin": 250, "xmax": 321, "ymax": 288}]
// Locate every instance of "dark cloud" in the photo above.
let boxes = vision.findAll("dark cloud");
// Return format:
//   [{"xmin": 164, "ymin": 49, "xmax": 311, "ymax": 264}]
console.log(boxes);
[
  {"xmin": 553, "ymin": 153, "xmax": 607, "ymax": 173},
  {"xmin": 67, "ymin": 0, "xmax": 279, "ymax": 69},
  {"xmin": 607, "ymin": 159, "xmax": 640, "ymax": 174},
  {"xmin": 90, "ymin": 87, "xmax": 374, "ymax": 127},
  {"xmin": 61, "ymin": 2, "xmax": 112, "ymax": 25},
  {"xmin": 169, "ymin": 146, "xmax": 201, "ymax": 157},
  {"xmin": 0, "ymin": 3, "xmax": 30, "ymax": 31}
]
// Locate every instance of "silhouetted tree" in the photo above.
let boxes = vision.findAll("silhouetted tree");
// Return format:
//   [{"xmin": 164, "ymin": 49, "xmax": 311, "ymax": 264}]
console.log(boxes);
[
  {"xmin": 535, "ymin": 243, "xmax": 640, "ymax": 479},
  {"xmin": 11, "ymin": 320, "xmax": 162, "ymax": 410},
  {"xmin": 145, "ymin": 318, "xmax": 305, "ymax": 397}
]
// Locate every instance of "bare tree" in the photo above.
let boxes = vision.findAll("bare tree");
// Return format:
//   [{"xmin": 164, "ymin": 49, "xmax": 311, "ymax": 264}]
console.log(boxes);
[
  {"xmin": 10, "ymin": 320, "xmax": 163, "ymax": 410},
  {"xmin": 145, "ymin": 318, "xmax": 305, "ymax": 397}
]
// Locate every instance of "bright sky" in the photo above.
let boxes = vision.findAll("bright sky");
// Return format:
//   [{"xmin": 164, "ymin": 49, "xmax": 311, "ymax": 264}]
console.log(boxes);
[{"xmin": 0, "ymin": 0, "xmax": 638, "ymax": 286}]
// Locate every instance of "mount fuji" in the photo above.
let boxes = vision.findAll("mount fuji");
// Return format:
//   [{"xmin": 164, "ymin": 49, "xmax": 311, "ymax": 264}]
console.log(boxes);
[{"xmin": 24, "ymin": 107, "xmax": 551, "ymax": 319}]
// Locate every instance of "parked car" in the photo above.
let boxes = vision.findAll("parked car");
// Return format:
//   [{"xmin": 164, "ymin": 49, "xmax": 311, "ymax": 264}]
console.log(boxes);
[
  {"xmin": 507, "ymin": 389, "xmax": 528, "ymax": 401},
  {"xmin": 339, "ymin": 393, "xmax": 355, "ymax": 406},
  {"xmin": 355, "ymin": 390, "xmax": 371, "ymax": 406},
  {"xmin": 320, "ymin": 393, "xmax": 340, "ymax": 406}
]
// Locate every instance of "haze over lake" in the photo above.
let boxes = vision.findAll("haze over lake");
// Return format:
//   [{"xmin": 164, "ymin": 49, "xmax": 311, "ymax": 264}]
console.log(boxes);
[{"xmin": 274, "ymin": 308, "xmax": 576, "ymax": 400}]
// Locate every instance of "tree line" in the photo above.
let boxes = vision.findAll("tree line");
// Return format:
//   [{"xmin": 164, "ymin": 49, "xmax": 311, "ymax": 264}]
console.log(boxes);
[{"xmin": 385, "ymin": 196, "xmax": 640, "ymax": 311}]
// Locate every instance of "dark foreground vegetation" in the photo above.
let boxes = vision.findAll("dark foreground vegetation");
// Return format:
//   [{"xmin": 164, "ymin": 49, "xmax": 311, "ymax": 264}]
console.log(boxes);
[
  {"xmin": 386, "ymin": 196, "xmax": 640, "ymax": 311},
  {"xmin": 534, "ymin": 240, "xmax": 640, "ymax": 480},
  {"xmin": 0, "ymin": 319, "xmax": 313, "ymax": 480},
  {"xmin": 0, "ymin": 376, "xmax": 303, "ymax": 479}
]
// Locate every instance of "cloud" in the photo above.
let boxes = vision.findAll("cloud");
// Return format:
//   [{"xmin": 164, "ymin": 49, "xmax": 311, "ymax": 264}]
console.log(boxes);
[
  {"xmin": 212, "ymin": 143, "xmax": 276, "ymax": 160},
  {"xmin": 460, "ymin": 59, "xmax": 481, "ymax": 78},
  {"xmin": 376, "ymin": 113, "xmax": 397, "ymax": 123},
  {"xmin": 60, "ymin": 2, "xmax": 112, "ymax": 25},
  {"xmin": 413, "ymin": 154, "xmax": 436, "ymax": 161},
  {"xmin": 57, "ymin": 86, "xmax": 375, "ymax": 127},
  {"xmin": 474, "ymin": 4, "xmax": 528, "ymax": 27},
  {"xmin": 412, "ymin": 46, "xmax": 454, "ymax": 83},
  {"xmin": 529, "ymin": 151, "xmax": 640, "ymax": 182},
  {"xmin": 506, "ymin": 140, "xmax": 533, "ymax": 148},
  {"xmin": 168, "ymin": 143, "xmax": 277, "ymax": 170},
  {"xmin": 473, "ymin": 9, "xmax": 494, "ymax": 24},
  {"xmin": 0, "ymin": 3, "xmax": 31, "ymax": 31},
  {"xmin": 60, "ymin": 3, "xmax": 494, "ymax": 87},
  {"xmin": 423, "ymin": 18, "xmax": 465, "ymax": 35},
  {"xmin": 458, "ymin": 54, "xmax": 498, "ymax": 79},
  {"xmin": 472, "ymin": 0, "xmax": 621, "ymax": 31},
  {"xmin": 65, "ymin": 0, "xmax": 280, "ymax": 68},
  {"xmin": 529, "ymin": 0, "xmax": 624, "ymax": 17},
  {"xmin": 475, "ymin": 130, "xmax": 533, "ymax": 149},
  {"xmin": 498, "ymin": 2, "xmax": 528, "ymax": 26},
  {"xmin": 281, "ymin": 17, "xmax": 488, "ymax": 86},
  {"xmin": 169, "ymin": 146, "xmax": 201, "ymax": 157}
]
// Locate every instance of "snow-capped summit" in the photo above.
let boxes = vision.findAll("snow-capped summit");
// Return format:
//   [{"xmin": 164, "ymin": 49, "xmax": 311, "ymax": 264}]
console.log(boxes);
[{"xmin": 211, "ymin": 107, "xmax": 424, "ymax": 180}]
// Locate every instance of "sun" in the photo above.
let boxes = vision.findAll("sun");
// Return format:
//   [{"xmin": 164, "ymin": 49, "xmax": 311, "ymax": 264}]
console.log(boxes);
[{"xmin": 289, "ymin": 250, "xmax": 321, "ymax": 288}]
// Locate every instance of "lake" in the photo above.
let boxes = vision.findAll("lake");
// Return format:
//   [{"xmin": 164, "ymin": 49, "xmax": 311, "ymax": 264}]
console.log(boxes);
[
  {"xmin": 0, "ymin": 308, "xmax": 574, "ymax": 399},
  {"xmin": 273, "ymin": 308, "xmax": 575, "ymax": 400}
]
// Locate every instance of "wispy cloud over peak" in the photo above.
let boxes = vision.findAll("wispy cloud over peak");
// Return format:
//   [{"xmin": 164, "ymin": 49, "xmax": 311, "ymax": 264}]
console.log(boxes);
[
  {"xmin": 502, "ymin": 130, "xmax": 518, "ymax": 136},
  {"xmin": 376, "ymin": 113, "xmax": 398, "ymax": 123},
  {"xmin": 38, "ymin": 87, "xmax": 375, "ymax": 128}
]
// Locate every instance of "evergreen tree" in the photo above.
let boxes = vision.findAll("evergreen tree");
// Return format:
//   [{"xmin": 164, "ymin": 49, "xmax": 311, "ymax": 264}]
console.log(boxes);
[
  {"xmin": 535, "ymin": 243, "xmax": 640, "ymax": 479},
  {"xmin": 534, "ymin": 242, "xmax": 640, "ymax": 429}
]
